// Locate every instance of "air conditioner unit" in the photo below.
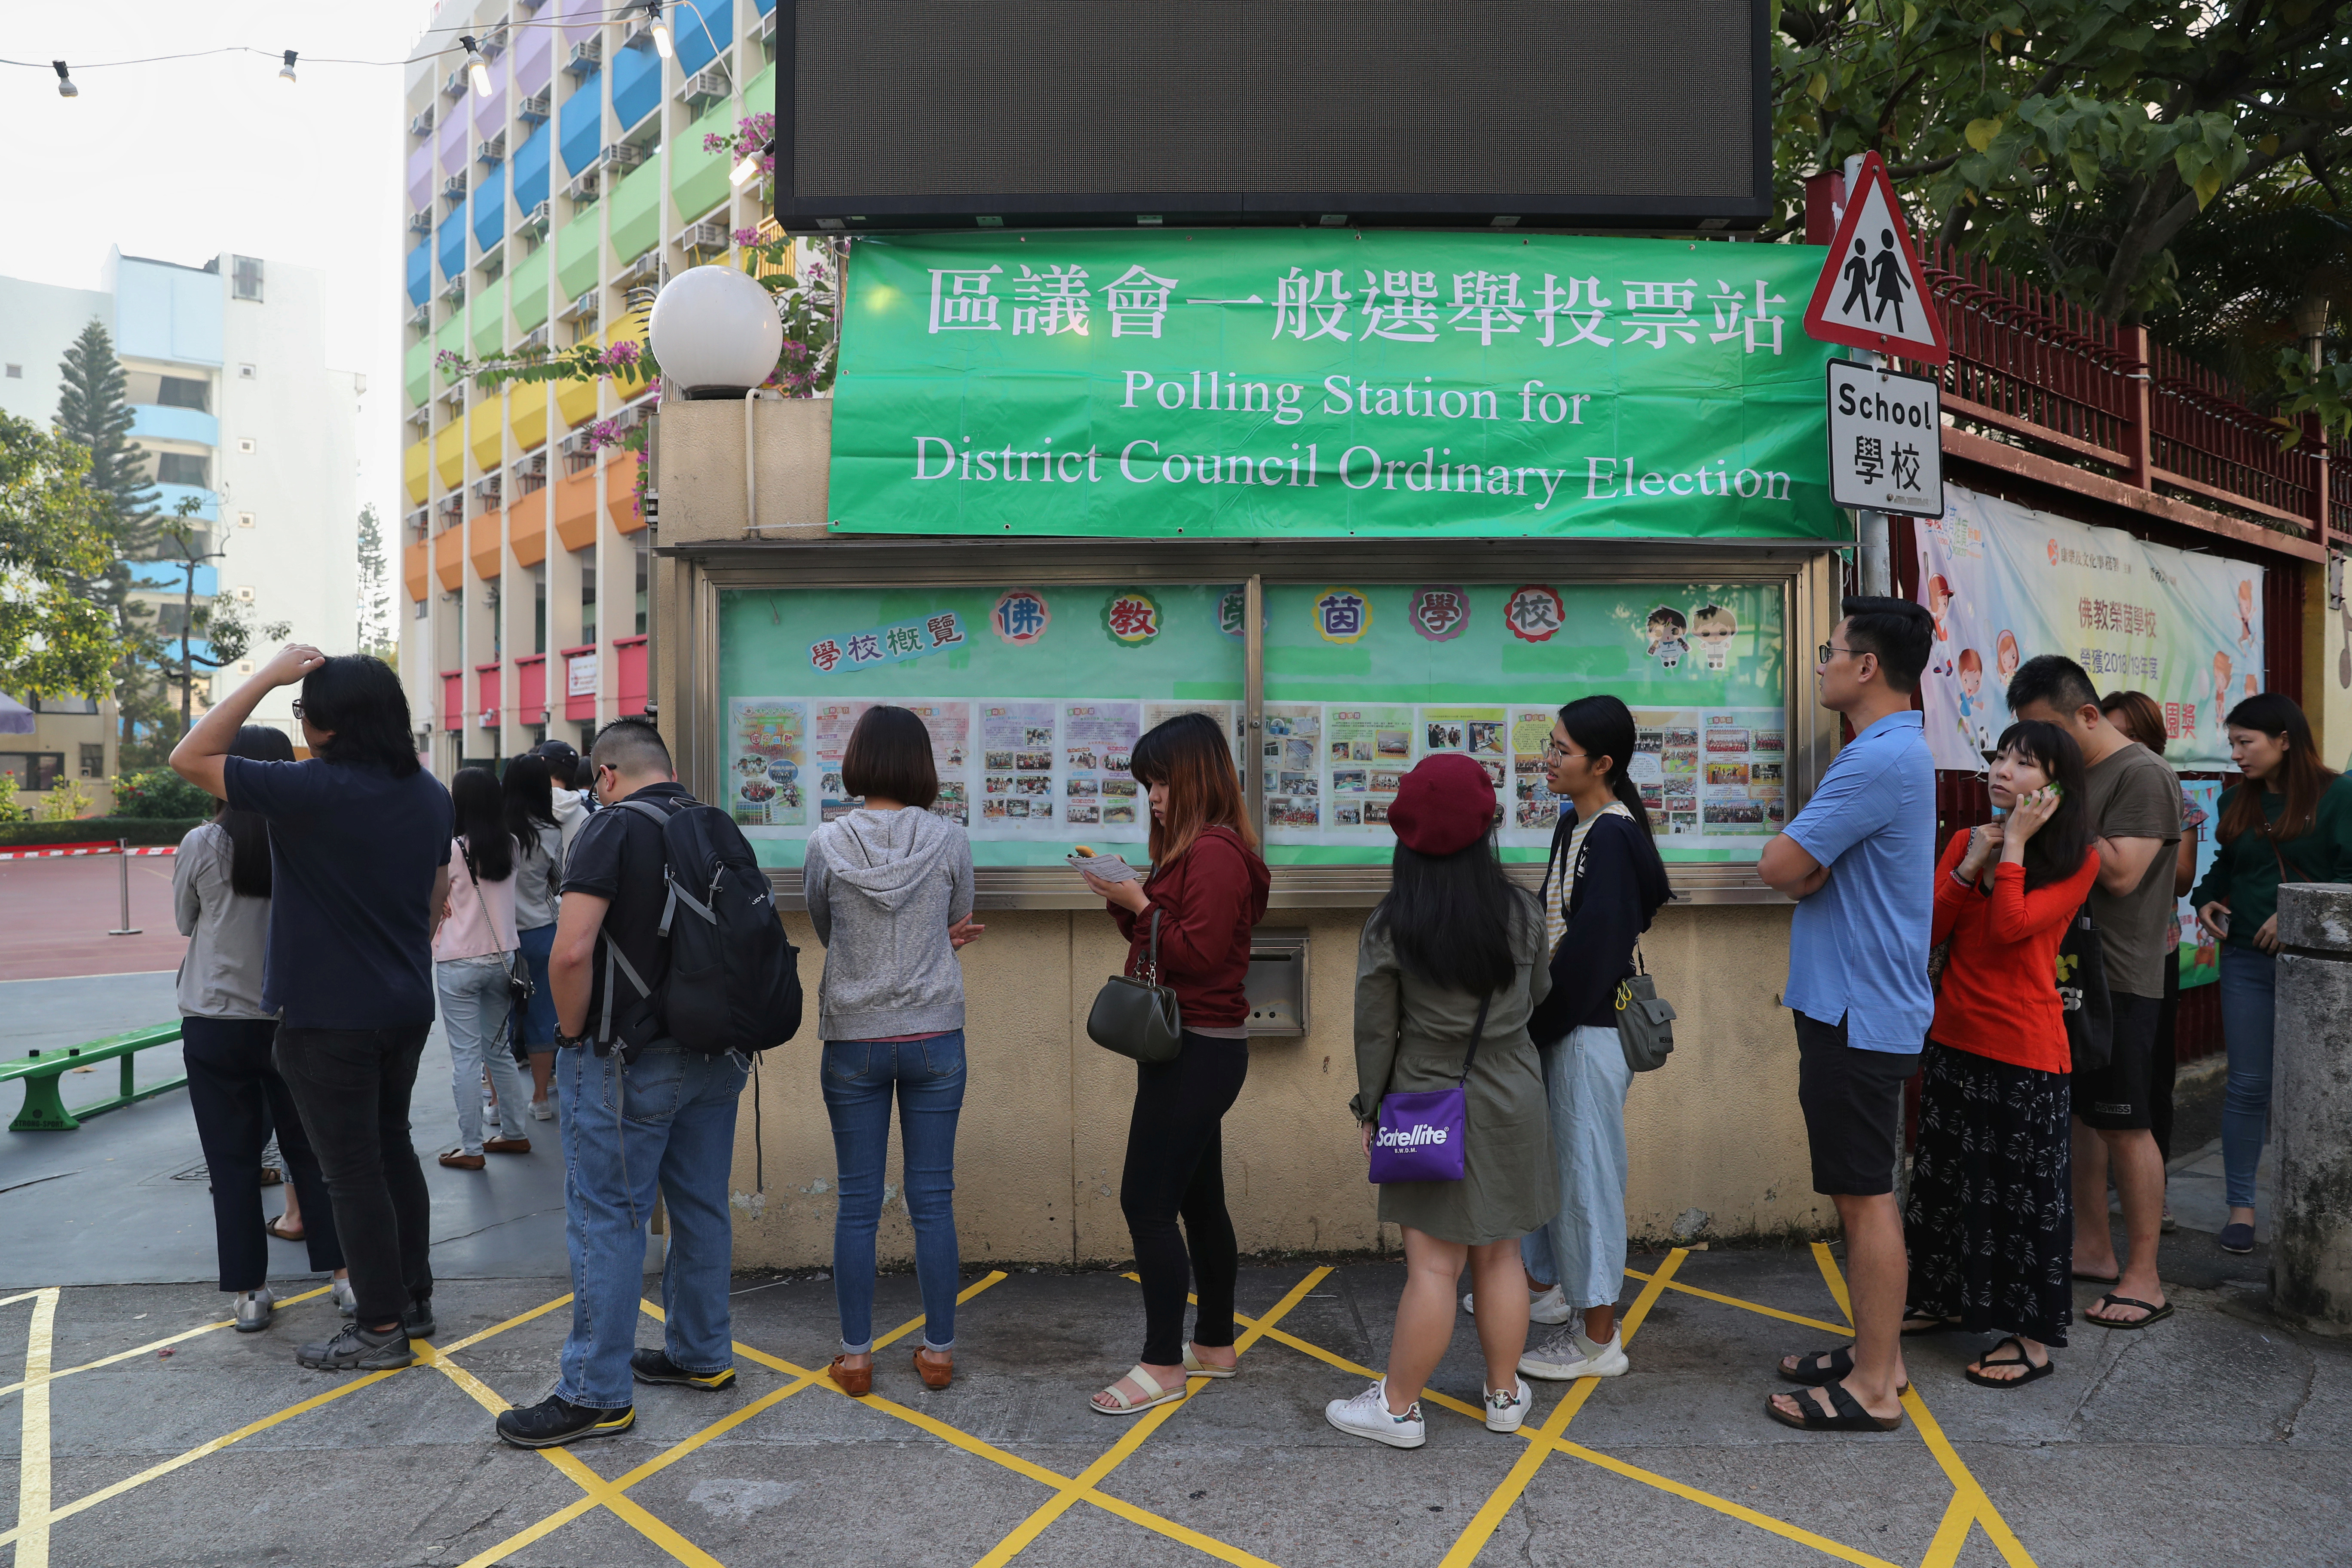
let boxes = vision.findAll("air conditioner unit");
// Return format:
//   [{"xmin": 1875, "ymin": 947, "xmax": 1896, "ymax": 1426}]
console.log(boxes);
[
  {"xmin": 565, "ymin": 168, "xmax": 601, "ymax": 205},
  {"xmin": 557, "ymin": 289, "xmax": 600, "ymax": 324},
  {"xmin": 473, "ymin": 476, "xmax": 504, "ymax": 503},
  {"xmin": 438, "ymin": 494, "xmax": 466, "ymax": 520},
  {"xmin": 597, "ymin": 142, "xmax": 647, "ymax": 173},
  {"xmin": 233, "ymin": 585, "xmax": 255, "ymax": 603},
  {"xmin": 477, "ymin": 245, "xmax": 506, "ymax": 282},
  {"xmin": 409, "ymin": 108, "xmax": 435, "ymax": 137},
  {"xmin": 405, "ymin": 506, "xmax": 431, "ymax": 540},
  {"xmin": 510, "ymin": 452, "xmax": 549, "ymax": 490},
  {"xmin": 439, "ymin": 277, "xmax": 467, "ymax": 306},
  {"xmin": 566, "ymin": 38, "xmax": 602, "ymax": 74},
  {"xmin": 407, "ymin": 302, "xmax": 431, "ymax": 331},
  {"xmin": 409, "ymin": 208, "xmax": 432, "ymax": 234},
  {"xmin": 617, "ymin": 249, "xmax": 662, "ymax": 286},
  {"xmin": 519, "ymin": 325, "xmax": 550, "ymax": 352},
  {"xmin": 475, "ymin": 132, "xmax": 506, "ymax": 165},
  {"xmin": 620, "ymin": 18, "xmax": 655, "ymax": 49},
  {"xmin": 681, "ymin": 219, "xmax": 731, "ymax": 252},
  {"xmin": 517, "ymin": 90, "xmax": 551, "ymax": 124},
  {"xmin": 678, "ymin": 67, "xmax": 729, "ymax": 107},
  {"xmin": 757, "ymin": 8, "xmax": 775, "ymax": 43},
  {"xmin": 480, "ymin": 24, "xmax": 508, "ymax": 60},
  {"xmin": 442, "ymin": 173, "xmax": 468, "ymax": 200},
  {"xmin": 442, "ymin": 67, "xmax": 469, "ymax": 98},
  {"xmin": 441, "ymin": 383, "xmax": 468, "ymax": 410},
  {"xmin": 524, "ymin": 199, "xmax": 553, "ymax": 236},
  {"xmin": 405, "ymin": 406, "xmax": 431, "ymax": 434}
]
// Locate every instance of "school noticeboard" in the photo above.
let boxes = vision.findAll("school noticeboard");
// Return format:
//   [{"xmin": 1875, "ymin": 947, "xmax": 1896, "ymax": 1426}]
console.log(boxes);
[
  {"xmin": 1914, "ymin": 485, "xmax": 2263, "ymax": 774},
  {"xmin": 716, "ymin": 581, "xmax": 1787, "ymax": 868},
  {"xmin": 827, "ymin": 231, "xmax": 1846, "ymax": 542}
]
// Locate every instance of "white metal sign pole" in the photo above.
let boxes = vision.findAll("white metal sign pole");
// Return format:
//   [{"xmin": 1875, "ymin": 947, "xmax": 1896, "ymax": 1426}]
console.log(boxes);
[{"xmin": 1844, "ymin": 158, "xmax": 1888, "ymax": 597}]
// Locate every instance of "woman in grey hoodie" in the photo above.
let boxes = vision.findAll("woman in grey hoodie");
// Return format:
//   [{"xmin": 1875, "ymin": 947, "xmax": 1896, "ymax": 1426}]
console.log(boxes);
[{"xmin": 805, "ymin": 706, "xmax": 984, "ymax": 1396}]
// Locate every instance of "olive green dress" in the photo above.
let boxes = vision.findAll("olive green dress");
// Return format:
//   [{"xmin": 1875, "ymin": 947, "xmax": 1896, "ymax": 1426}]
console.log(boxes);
[{"xmin": 1349, "ymin": 908, "xmax": 1556, "ymax": 1245}]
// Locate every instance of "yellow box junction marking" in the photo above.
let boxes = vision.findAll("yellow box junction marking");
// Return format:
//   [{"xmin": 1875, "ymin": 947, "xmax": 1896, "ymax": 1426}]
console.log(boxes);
[{"xmin": 0, "ymin": 1245, "xmax": 2055, "ymax": 1568}]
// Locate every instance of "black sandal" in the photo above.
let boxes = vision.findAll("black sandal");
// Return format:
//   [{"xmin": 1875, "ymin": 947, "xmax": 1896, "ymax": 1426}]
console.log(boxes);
[
  {"xmin": 1777, "ymin": 1346, "xmax": 1908, "ymax": 1395},
  {"xmin": 1963, "ymin": 1337, "xmax": 2055, "ymax": 1390},
  {"xmin": 2085, "ymin": 1293, "xmax": 2173, "ymax": 1329},
  {"xmin": 1902, "ymin": 1313, "xmax": 1959, "ymax": 1337},
  {"xmin": 1765, "ymin": 1381, "xmax": 1903, "ymax": 1433}
]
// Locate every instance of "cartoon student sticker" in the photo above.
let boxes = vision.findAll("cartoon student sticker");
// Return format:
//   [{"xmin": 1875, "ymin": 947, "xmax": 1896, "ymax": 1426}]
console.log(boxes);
[
  {"xmin": 1692, "ymin": 604, "xmax": 1737, "ymax": 671},
  {"xmin": 2213, "ymin": 651, "xmax": 2234, "ymax": 735},
  {"xmin": 1955, "ymin": 649, "xmax": 1990, "ymax": 751},
  {"xmin": 2238, "ymin": 579, "xmax": 2257, "ymax": 649},
  {"xmin": 1923, "ymin": 574, "xmax": 1956, "ymax": 676},
  {"xmin": 1995, "ymin": 630, "xmax": 2021, "ymax": 687},
  {"xmin": 1645, "ymin": 606, "xmax": 1689, "ymax": 670}
]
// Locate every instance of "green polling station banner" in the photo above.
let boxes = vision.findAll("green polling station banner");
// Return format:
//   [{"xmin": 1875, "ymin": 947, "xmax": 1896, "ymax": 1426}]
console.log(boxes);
[{"xmin": 828, "ymin": 232, "xmax": 1847, "ymax": 541}]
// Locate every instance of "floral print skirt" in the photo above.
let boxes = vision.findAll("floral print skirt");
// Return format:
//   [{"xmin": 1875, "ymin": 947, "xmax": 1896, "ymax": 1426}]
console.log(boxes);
[{"xmin": 1904, "ymin": 1041, "xmax": 2073, "ymax": 1347}]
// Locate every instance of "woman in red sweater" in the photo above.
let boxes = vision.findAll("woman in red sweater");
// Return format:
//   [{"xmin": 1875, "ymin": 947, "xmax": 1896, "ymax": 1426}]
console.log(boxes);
[
  {"xmin": 1079, "ymin": 712, "xmax": 1270, "ymax": 1415},
  {"xmin": 1905, "ymin": 720, "xmax": 2098, "ymax": 1389}
]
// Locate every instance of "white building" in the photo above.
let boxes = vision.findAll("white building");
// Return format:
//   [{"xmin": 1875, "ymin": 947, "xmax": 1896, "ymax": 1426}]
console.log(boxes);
[{"xmin": 0, "ymin": 248, "xmax": 364, "ymax": 755}]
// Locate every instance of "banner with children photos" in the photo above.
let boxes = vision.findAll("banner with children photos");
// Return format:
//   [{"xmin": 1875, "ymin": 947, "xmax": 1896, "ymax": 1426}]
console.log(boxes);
[
  {"xmin": 1913, "ymin": 485, "xmax": 2263, "ymax": 774},
  {"xmin": 720, "ymin": 580, "xmax": 1787, "ymax": 868}
]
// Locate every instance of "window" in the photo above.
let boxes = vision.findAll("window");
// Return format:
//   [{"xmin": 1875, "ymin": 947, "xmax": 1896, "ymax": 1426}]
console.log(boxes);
[
  {"xmin": 3, "ymin": 364, "xmax": 19, "ymax": 379},
  {"xmin": 414, "ymin": 597, "xmax": 429, "ymax": 621},
  {"xmin": 236, "ymin": 511, "xmax": 256, "ymax": 529},
  {"xmin": 579, "ymin": 551, "xmax": 597, "ymax": 644},
  {"xmin": 156, "ymin": 452, "xmax": 208, "ymax": 486},
  {"xmin": 78, "ymin": 743, "xmax": 104, "ymax": 779},
  {"xmin": 157, "ymin": 376, "xmax": 209, "ymax": 411},
  {"xmin": 33, "ymin": 695, "xmax": 96, "ymax": 714},
  {"xmin": 532, "ymin": 564, "xmax": 547, "ymax": 653},
  {"xmin": 0, "ymin": 753, "xmax": 65, "ymax": 791},
  {"xmin": 634, "ymin": 536, "xmax": 649, "ymax": 635},
  {"xmin": 237, "ymin": 363, "xmax": 257, "ymax": 380},
  {"xmin": 232, "ymin": 255, "xmax": 264, "ymax": 302},
  {"xmin": 236, "ymin": 438, "xmax": 257, "ymax": 454}
]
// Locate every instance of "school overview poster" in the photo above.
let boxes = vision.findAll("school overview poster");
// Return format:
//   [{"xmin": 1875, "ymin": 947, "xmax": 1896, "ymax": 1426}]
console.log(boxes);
[
  {"xmin": 826, "ymin": 230, "xmax": 1846, "ymax": 542},
  {"xmin": 1912, "ymin": 486, "xmax": 2263, "ymax": 774}
]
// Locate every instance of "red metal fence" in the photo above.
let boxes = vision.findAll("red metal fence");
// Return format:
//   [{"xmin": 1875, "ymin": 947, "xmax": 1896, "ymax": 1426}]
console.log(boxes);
[{"xmin": 1912, "ymin": 240, "xmax": 2349, "ymax": 547}]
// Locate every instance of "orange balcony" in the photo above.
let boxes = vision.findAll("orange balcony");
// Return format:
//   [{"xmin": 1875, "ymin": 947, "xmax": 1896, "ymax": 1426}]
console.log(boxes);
[
  {"xmin": 607, "ymin": 453, "xmax": 644, "ymax": 535},
  {"xmin": 433, "ymin": 524, "xmax": 464, "ymax": 592},
  {"xmin": 511, "ymin": 495, "xmax": 548, "ymax": 568},
  {"xmin": 403, "ymin": 540, "xmax": 428, "ymax": 602},
  {"xmin": 470, "ymin": 507, "xmax": 504, "ymax": 579},
  {"xmin": 554, "ymin": 468, "xmax": 598, "ymax": 553}
]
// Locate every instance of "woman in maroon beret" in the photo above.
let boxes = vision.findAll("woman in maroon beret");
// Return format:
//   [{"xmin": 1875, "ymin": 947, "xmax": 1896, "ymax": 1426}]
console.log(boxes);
[
  {"xmin": 1080, "ymin": 712, "xmax": 1271, "ymax": 1417},
  {"xmin": 1327, "ymin": 752, "xmax": 1554, "ymax": 1449}
]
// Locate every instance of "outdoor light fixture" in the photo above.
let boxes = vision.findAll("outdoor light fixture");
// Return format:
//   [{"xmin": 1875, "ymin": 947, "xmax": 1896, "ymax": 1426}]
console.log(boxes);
[
  {"xmin": 647, "ymin": 265, "xmax": 782, "ymax": 399},
  {"xmin": 460, "ymin": 35, "xmax": 491, "ymax": 97},
  {"xmin": 729, "ymin": 136, "xmax": 773, "ymax": 188},
  {"xmin": 279, "ymin": 49, "xmax": 298, "ymax": 86},
  {"xmin": 647, "ymin": 0, "xmax": 674, "ymax": 59},
  {"xmin": 52, "ymin": 60, "xmax": 75, "ymax": 98}
]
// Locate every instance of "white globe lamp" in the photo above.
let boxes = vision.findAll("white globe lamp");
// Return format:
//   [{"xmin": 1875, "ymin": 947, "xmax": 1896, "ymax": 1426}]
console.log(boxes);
[{"xmin": 648, "ymin": 266, "xmax": 784, "ymax": 400}]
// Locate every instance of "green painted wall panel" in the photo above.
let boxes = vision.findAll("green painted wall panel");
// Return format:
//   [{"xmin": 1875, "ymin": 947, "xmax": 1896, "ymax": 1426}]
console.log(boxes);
[
  {"xmin": 470, "ymin": 278, "xmax": 507, "ymax": 355},
  {"xmin": 557, "ymin": 215, "xmax": 602, "ymax": 301},
  {"xmin": 512, "ymin": 256, "xmax": 550, "ymax": 333},
  {"xmin": 434, "ymin": 313, "xmax": 466, "ymax": 381},
  {"xmin": 404, "ymin": 337, "xmax": 429, "ymax": 407},
  {"xmin": 671, "ymin": 100, "xmax": 735, "ymax": 222},
  {"xmin": 610, "ymin": 161, "xmax": 661, "ymax": 266}
]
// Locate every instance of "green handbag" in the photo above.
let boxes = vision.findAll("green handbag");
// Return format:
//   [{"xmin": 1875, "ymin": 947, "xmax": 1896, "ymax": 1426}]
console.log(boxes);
[
  {"xmin": 1087, "ymin": 908, "xmax": 1185, "ymax": 1063},
  {"xmin": 1614, "ymin": 946, "xmax": 1677, "ymax": 1072}
]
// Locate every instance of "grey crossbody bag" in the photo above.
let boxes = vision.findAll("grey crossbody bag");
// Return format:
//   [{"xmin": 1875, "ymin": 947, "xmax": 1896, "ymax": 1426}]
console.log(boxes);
[{"xmin": 1086, "ymin": 908, "xmax": 1184, "ymax": 1064}]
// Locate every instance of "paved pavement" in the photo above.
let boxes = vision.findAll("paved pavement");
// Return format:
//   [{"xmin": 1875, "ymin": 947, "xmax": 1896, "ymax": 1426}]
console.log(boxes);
[{"xmin": 0, "ymin": 854, "xmax": 189, "ymax": 983}]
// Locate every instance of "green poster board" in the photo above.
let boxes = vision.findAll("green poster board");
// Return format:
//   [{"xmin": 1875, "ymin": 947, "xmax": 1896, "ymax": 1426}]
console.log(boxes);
[
  {"xmin": 719, "ymin": 584, "xmax": 1244, "ymax": 867},
  {"xmin": 719, "ymin": 578, "xmax": 1787, "ymax": 870},
  {"xmin": 1259, "ymin": 582, "xmax": 1785, "ymax": 865}
]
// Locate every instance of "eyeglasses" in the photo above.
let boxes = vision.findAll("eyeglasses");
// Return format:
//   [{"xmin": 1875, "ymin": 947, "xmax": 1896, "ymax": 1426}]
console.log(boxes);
[
  {"xmin": 1817, "ymin": 643, "xmax": 1869, "ymax": 665},
  {"xmin": 1543, "ymin": 740, "xmax": 1587, "ymax": 762},
  {"xmin": 290, "ymin": 700, "xmax": 305, "ymax": 720}
]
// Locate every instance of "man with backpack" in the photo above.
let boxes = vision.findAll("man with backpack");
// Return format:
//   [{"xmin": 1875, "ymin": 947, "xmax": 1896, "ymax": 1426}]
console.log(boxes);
[{"xmin": 497, "ymin": 717, "xmax": 799, "ymax": 1448}]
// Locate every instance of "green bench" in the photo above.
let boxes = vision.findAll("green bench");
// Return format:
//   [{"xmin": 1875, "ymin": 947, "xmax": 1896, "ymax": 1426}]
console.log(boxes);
[{"xmin": 2, "ymin": 1023, "xmax": 187, "ymax": 1132}]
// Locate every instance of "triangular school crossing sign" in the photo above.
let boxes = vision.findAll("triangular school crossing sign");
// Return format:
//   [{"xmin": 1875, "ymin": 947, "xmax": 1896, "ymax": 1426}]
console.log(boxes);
[{"xmin": 1802, "ymin": 151, "xmax": 1949, "ymax": 364}]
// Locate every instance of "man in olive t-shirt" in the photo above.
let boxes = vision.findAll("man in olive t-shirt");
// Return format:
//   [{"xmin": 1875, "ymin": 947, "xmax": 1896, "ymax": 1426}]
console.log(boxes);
[{"xmin": 2012, "ymin": 656, "xmax": 2180, "ymax": 1331}]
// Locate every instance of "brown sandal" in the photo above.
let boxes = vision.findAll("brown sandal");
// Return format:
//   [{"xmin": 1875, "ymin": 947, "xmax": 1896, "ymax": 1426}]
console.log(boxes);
[
  {"xmin": 829, "ymin": 1354, "xmax": 873, "ymax": 1396},
  {"xmin": 263, "ymin": 1216, "xmax": 305, "ymax": 1242},
  {"xmin": 914, "ymin": 1346, "xmax": 953, "ymax": 1390}
]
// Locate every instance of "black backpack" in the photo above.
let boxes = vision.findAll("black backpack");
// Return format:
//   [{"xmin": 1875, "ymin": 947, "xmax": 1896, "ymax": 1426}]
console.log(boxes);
[{"xmin": 595, "ymin": 797, "xmax": 802, "ymax": 1058}]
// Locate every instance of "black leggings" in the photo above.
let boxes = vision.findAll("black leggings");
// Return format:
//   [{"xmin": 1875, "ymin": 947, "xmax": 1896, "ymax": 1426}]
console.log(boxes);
[
  {"xmin": 1121, "ymin": 1032, "xmax": 1249, "ymax": 1366},
  {"xmin": 181, "ymin": 1016, "xmax": 343, "ymax": 1291}
]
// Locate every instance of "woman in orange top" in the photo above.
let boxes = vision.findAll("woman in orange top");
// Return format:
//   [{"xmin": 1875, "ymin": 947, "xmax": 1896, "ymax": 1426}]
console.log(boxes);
[{"xmin": 1906, "ymin": 720, "xmax": 2098, "ymax": 1390}]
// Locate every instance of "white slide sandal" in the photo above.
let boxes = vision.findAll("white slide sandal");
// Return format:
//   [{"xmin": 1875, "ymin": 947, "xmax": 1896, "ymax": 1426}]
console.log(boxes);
[
  {"xmin": 1182, "ymin": 1346, "xmax": 1238, "ymax": 1379},
  {"xmin": 1092, "ymin": 1363, "xmax": 1189, "ymax": 1416}
]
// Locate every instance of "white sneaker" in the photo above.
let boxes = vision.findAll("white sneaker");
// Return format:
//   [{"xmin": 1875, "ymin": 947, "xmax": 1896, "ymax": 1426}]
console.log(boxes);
[
  {"xmin": 1519, "ymin": 1327, "xmax": 1629, "ymax": 1382},
  {"xmin": 1461, "ymin": 1284, "xmax": 1574, "ymax": 1325},
  {"xmin": 331, "ymin": 1278, "xmax": 358, "ymax": 1317},
  {"xmin": 529, "ymin": 1099, "xmax": 554, "ymax": 1121},
  {"xmin": 1324, "ymin": 1378, "xmax": 1426, "ymax": 1449},
  {"xmin": 233, "ymin": 1288, "xmax": 276, "ymax": 1334},
  {"xmin": 1483, "ymin": 1376, "xmax": 1532, "ymax": 1433}
]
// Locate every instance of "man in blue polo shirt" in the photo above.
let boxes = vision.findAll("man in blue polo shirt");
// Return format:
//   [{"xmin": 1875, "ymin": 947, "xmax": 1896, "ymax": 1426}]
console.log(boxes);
[{"xmin": 1756, "ymin": 596, "xmax": 1935, "ymax": 1434}]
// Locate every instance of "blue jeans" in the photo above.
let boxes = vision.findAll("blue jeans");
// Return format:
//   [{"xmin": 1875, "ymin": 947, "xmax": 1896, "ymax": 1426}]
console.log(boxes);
[
  {"xmin": 438, "ymin": 956, "xmax": 530, "ymax": 1154},
  {"xmin": 2218, "ymin": 944, "xmax": 2277, "ymax": 1211},
  {"xmin": 515, "ymin": 924, "xmax": 560, "ymax": 1049},
  {"xmin": 555, "ymin": 1044, "xmax": 747, "ymax": 1410},
  {"xmin": 1520, "ymin": 1025, "xmax": 1632, "ymax": 1312},
  {"xmin": 821, "ymin": 1032, "xmax": 966, "ymax": 1354}
]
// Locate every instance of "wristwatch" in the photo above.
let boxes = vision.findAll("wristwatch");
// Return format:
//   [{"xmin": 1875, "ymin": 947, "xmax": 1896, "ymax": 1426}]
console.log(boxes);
[{"xmin": 553, "ymin": 1025, "xmax": 591, "ymax": 1050}]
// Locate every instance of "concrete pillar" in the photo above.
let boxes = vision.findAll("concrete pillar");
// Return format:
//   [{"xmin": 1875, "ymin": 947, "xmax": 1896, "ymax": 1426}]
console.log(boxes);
[{"xmin": 2273, "ymin": 882, "xmax": 2352, "ymax": 1332}]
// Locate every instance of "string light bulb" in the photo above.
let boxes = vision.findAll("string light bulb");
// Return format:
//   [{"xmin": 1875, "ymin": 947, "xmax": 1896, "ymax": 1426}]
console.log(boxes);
[
  {"xmin": 646, "ymin": 0, "xmax": 674, "ymax": 59},
  {"xmin": 279, "ymin": 49, "xmax": 298, "ymax": 86},
  {"xmin": 53, "ymin": 60, "xmax": 77, "ymax": 98},
  {"xmin": 459, "ymin": 34, "xmax": 491, "ymax": 97},
  {"xmin": 729, "ymin": 136, "xmax": 773, "ymax": 188}
]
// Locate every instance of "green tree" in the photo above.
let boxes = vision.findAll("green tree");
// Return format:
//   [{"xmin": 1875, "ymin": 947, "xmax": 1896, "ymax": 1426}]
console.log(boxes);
[
  {"xmin": 0, "ymin": 412, "xmax": 118, "ymax": 700},
  {"xmin": 1772, "ymin": 1, "xmax": 2351, "ymax": 429},
  {"xmin": 355, "ymin": 502, "xmax": 395, "ymax": 662}
]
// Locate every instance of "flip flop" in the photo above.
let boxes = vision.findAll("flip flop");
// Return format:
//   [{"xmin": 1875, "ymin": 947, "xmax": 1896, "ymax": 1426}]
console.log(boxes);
[
  {"xmin": 1776, "ymin": 1346, "xmax": 1908, "ymax": 1395},
  {"xmin": 263, "ymin": 1217, "xmax": 305, "ymax": 1243},
  {"xmin": 1765, "ymin": 1381, "xmax": 1902, "ymax": 1433},
  {"xmin": 1964, "ymin": 1337, "xmax": 2056, "ymax": 1390},
  {"xmin": 2070, "ymin": 1269, "xmax": 2120, "ymax": 1285},
  {"xmin": 2085, "ymin": 1292, "xmax": 2173, "ymax": 1329},
  {"xmin": 1902, "ymin": 1314, "xmax": 1959, "ymax": 1337}
]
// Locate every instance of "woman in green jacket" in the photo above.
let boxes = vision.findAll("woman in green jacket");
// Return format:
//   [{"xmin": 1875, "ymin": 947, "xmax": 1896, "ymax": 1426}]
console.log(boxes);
[{"xmin": 2191, "ymin": 693, "xmax": 2352, "ymax": 1254}]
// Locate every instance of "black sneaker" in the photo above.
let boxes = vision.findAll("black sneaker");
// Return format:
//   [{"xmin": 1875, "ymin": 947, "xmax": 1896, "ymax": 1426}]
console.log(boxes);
[
  {"xmin": 496, "ymin": 1394, "xmax": 635, "ymax": 1449},
  {"xmin": 631, "ymin": 1349, "xmax": 736, "ymax": 1390},
  {"xmin": 295, "ymin": 1322, "xmax": 415, "ymax": 1372},
  {"xmin": 403, "ymin": 1296, "xmax": 437, "ymax": 1338}
]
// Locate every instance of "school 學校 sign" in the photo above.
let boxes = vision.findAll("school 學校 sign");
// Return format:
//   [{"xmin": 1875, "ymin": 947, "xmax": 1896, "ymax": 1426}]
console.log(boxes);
[{"xmin": 827, "ymin": 232, "xmax": 1846, "ymax": 541}]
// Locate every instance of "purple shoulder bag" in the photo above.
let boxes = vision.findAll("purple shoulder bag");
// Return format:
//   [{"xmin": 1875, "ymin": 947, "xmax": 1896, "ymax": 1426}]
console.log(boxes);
[{"xmin": 1368, "ymin": 995, "xmax": 1490, "ymax": 1185}]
